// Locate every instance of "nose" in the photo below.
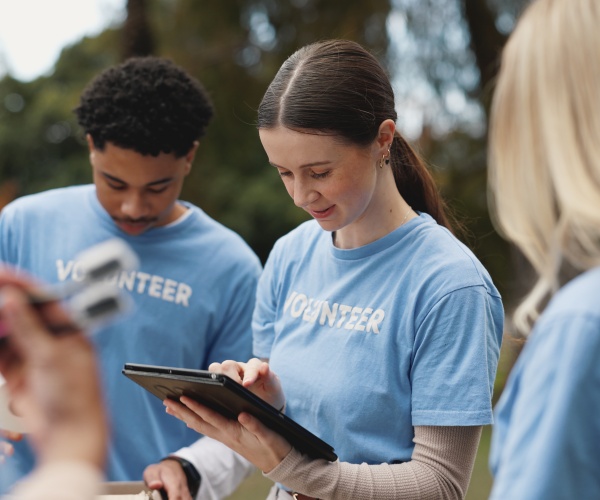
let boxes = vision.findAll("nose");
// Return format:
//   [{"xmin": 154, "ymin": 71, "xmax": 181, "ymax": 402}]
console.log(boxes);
[
  {"xmin": 292, "ymin": 179, "xmax": 318, "ymax": 208},
  {"xmin": 120, "ymin": 191, "xmax": 150, "ymax": 220}
]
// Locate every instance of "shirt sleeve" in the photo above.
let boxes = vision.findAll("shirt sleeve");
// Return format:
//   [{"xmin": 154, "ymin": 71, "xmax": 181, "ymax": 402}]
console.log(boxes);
[
  {"xmin": 252, "ymin": 248, "xmax": 279, "ymax": 359},
  {"xmin": 411, "ymin": 285, "xmax": 502, "ymax": 425},
  {"xmin": 265, "ymin": 425, "xmax": 482, "ymax": 500},
  {"xmin": 202, "ymin": 256, "xmax": 261, "ymax": 367}
]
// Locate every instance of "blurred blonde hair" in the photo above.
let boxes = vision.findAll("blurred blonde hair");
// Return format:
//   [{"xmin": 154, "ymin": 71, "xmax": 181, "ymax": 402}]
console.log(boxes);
[{"xmin": 488, "ymin": 0, "xmax": 600, "ymax": 334}]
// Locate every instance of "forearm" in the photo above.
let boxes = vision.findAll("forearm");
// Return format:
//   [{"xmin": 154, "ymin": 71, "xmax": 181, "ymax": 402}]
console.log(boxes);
[{"xmin": 266, "ymin": 426, "xmax": 482, "ymax": 500}]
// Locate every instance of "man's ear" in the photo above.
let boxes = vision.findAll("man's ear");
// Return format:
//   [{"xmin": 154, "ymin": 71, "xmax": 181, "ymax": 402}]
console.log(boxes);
[
  {"xmin": 184, "ymin": 141, "xmax": 200, "ymax": 175},
  {"xmin": 85, "ymin": 134, "xmax": 96, "ymax": 152}
]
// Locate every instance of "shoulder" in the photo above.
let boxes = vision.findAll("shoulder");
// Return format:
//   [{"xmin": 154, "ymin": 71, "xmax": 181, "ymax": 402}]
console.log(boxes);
[
  {"xmin": 519, "ymin": 268, "xmax": 600, "ymax": 381},
  {"xmin": 526, "ymin": 267, "xmax": 600, "ymax": 354},
  {"xmin": 407, "ymin": 214, "xmax": 500, "ymax": 298},
  {"xmin": 182, "ymin": 204, "xmax": 262, "ymax": 269},
  {"xmin": 1, "ymin": 185, "xmax": 93, "ymax": 219},
  {"xmin": 542, "ymin": 267, "xmax": 600, "ymax": 321},
  {"xmin": 267, "ymin": 220, "xmax": 324, "ymax": 262}
]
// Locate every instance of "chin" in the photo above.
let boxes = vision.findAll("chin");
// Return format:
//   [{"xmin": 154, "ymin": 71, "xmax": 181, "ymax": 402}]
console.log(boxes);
[{"xmin": 314, "ymin": 219, "xmax": 342, "ymax": 232}]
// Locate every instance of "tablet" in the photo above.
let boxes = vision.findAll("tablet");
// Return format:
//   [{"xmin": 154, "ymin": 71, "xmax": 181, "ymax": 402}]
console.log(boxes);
[{"xmin": 122, "ymin": 363, "xmax": 337, "ymax": 462}]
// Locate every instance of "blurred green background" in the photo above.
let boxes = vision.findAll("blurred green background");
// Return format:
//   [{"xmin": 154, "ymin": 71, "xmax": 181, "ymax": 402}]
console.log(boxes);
[{"xmin": 1, "ymin": 1, "xmax": 531, "ymax": 497}]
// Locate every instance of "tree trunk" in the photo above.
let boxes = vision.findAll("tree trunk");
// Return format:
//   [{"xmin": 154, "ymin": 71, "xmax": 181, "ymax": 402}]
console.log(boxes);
[
  {"xmin": 461, "ymin": 0, "xmax": 507, "ymax": 114},
  {"xmin": 121, "ymin": 0, "xmax": 155, "ymax": 60}
]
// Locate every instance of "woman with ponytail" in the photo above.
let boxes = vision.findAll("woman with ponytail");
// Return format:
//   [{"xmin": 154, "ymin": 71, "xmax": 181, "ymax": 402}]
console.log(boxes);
[{"xmin": 160, "ymin": 39, "xmax": 503, "ymax": 500}]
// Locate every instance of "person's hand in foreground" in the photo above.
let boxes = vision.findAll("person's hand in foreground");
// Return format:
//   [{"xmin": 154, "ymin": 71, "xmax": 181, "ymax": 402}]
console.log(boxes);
[
  {"xmin": 163, "ymin": 358, "xmax": 292, "ymax": 473},
  {"xmin": 0, "ymin": 430, "xmax": 22, "ymax": 464},
  {"xmin": 144, "ymin": 458, "xmax": 192, "ymax": 500},
  {"xmin": 0, "ymin": 270, "xmax": 108, "ymax": 471}
]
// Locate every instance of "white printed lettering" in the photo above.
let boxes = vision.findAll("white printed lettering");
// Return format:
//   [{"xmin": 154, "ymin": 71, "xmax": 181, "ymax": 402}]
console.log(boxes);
[
  {"xmin": 366, "ymin": 309, "xmax": 385, "ymax": 333},
  {"xmin": 175, "ymin": 283, "xmax": 192, "ymax": 307},
  {"xmin": 118, "ymin": 271, "xmax": 136, "ymax": 291},
  {"xmin": 56, "ymin": 260, "xmax": 73, "ymax": 282},
  {"xmin": 345, "ymin": 307, "xmax": 362, "ymax": 330},
  {"xmin": 319, "ymin": 302, "xmax": 338, "ymax": 327},
  {"xmin": 284, "ymin": 292, "xmax": 298, "ymax": 313},
  {"xmin": 290, "ymin": 294, "xmax": 308, "ymax": 318},
  {"xmin": 355, "ymin": 307, "xmax": 372, "ymax": 331},
  {"xmin": 136, "ymin": 272, "xmax": 151, "ymax": 293},
  {"xmin": 336, "ymin": 304, "xmax": 352, "ymax": 328},
  {"xmin": 162, "ymin": 279, "xmax": 177, "ymax": 302},
  {"xmin": 148, "ymin": 275, "xmax": 164, "ymax": 298},
  {"xmin": 71, "ymin": 262, "xmax": 86, "ymax": 282}
]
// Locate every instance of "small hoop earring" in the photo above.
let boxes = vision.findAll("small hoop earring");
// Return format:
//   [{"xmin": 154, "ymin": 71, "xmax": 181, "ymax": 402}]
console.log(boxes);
[{"xmin": 379, "ymin": 144, "xmax": 392, "ymax": 169}]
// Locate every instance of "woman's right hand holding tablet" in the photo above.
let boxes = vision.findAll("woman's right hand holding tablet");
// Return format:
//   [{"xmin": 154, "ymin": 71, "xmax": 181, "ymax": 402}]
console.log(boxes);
[{"xmin": 209, "ymin": 358, "xmax": 286, "ymax": 413}]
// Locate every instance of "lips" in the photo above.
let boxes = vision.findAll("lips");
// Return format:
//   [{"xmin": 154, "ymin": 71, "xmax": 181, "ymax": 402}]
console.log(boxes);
[
  {"xmin": 114, "ymin": 218, "xmax": 155, "ymax": 235},
  {"xmin": 308, "ymin": 205, "xmax": 335, "ymax": 219}
]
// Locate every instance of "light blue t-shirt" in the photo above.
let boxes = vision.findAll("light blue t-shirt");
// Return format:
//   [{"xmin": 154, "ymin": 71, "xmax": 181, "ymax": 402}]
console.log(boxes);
[
  {"xmin": 0, "ymin": 185, "xmax": 262, "ymax": 487},
  {"xmin": 253, "ymin": 214, "xmax": 503, "ymax": 465},
  {"xmin": 489, "ymin": 266, "xmax": 600, "ymax": 500}
]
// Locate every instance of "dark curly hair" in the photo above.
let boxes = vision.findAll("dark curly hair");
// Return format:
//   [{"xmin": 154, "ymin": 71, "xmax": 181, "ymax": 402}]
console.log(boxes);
[{"xmin": 75, "ymin": 56, "xmax": 214, "ymax": 157}]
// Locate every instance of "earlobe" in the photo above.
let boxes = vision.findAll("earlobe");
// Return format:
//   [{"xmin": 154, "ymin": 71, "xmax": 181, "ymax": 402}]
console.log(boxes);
[
  {"xmin": 184, "ymin": 141, "xmax": 200, "ymax": 174},
  {"xmin": 86, "ymin": 134, "xmax": 95, "ymax": 152}
]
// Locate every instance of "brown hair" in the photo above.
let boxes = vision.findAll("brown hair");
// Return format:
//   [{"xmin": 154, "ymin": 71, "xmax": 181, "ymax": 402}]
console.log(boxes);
[{"xmin": 258, "ymin": 39, "xmax": 451, "ymax": 229}]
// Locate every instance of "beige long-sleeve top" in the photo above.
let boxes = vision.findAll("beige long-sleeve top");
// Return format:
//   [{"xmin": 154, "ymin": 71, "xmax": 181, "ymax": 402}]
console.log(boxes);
[{"xmin": 266, "ymin": 425, "xmax": 483, "ymax": 500}]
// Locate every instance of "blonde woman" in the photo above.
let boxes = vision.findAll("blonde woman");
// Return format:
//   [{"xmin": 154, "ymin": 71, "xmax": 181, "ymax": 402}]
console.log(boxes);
[{"xmin": 487, "ymin": 0, "xmax": 600, "ymax": 498}]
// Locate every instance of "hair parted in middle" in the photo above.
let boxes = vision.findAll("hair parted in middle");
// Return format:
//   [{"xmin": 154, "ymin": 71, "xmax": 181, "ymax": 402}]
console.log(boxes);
[
  {"xmin": 75, "ymin": 56, "xmax": 214, "ymax": 158},
  {"xmin": 258, "ymin": 39, "xmax": 451, "ymax": 231}
]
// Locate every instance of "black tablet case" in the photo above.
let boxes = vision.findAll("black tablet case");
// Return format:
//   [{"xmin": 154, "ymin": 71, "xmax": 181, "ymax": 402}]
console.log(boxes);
[{"xmin": 122, "ymin": 363, "xmax": 337, "ymax": 462}]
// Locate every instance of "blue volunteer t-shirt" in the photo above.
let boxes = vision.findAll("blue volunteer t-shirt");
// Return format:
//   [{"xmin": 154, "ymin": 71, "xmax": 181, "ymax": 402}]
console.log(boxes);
[
  {"xmin": 489, "ymin": 266, "xmax": 600, "ymax": 500},
  {"xmin": 254, "ymin": 214, "xmax": 503, "ymax": 465},
  {"xmin": 0, "ymin": 185, "xmax": 261, "ymax": 487}
]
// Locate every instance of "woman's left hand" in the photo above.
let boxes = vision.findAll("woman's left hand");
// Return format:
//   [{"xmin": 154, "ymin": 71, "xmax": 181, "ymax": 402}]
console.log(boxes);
[{"xmin": 164, "ymin": 397, "xmax": 292, "ymax": 473}]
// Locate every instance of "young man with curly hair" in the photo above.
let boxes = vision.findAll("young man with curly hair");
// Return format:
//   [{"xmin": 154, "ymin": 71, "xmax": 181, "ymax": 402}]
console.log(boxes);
[{"xmin": 0, "ymin": 57, "xmax": 262, "ymax": 495}]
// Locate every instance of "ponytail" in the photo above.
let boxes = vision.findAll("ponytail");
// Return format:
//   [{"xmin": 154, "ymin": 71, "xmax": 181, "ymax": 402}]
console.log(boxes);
[{"xmin": 390, "ymin": 132, "xmax": 453, "ymax": 232}]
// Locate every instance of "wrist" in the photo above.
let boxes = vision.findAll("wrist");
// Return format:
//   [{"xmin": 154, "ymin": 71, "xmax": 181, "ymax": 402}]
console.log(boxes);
[{"xmin": 160, "ymin": 455, "xmax": 201, "ymax": 498}]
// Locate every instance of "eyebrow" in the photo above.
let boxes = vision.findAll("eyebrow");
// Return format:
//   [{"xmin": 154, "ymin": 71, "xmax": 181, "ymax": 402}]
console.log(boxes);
[
  {"xmin": 102, "ymin": 172, "xmax": 173, "ymax": 187},
  {"xmin": 269, "ymin": 160, "xmax": 332, "ymax": 169}
]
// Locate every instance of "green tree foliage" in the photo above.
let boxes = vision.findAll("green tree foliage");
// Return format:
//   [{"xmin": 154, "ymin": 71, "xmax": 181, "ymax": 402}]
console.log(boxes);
[
  {"xmin": 0, "ymin": 0, "xmax": 393, "ymax": 263},
  {"xmin": 0, "ymin": 0, "xmax": 529, "ymax": 292},
  {"xmin": 0, "ymin": 29, "xmax": 121, "ymax": 199},
  {"xmin": 144, "ymin": 0, "xmax": 394, "ymax": 261}
]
